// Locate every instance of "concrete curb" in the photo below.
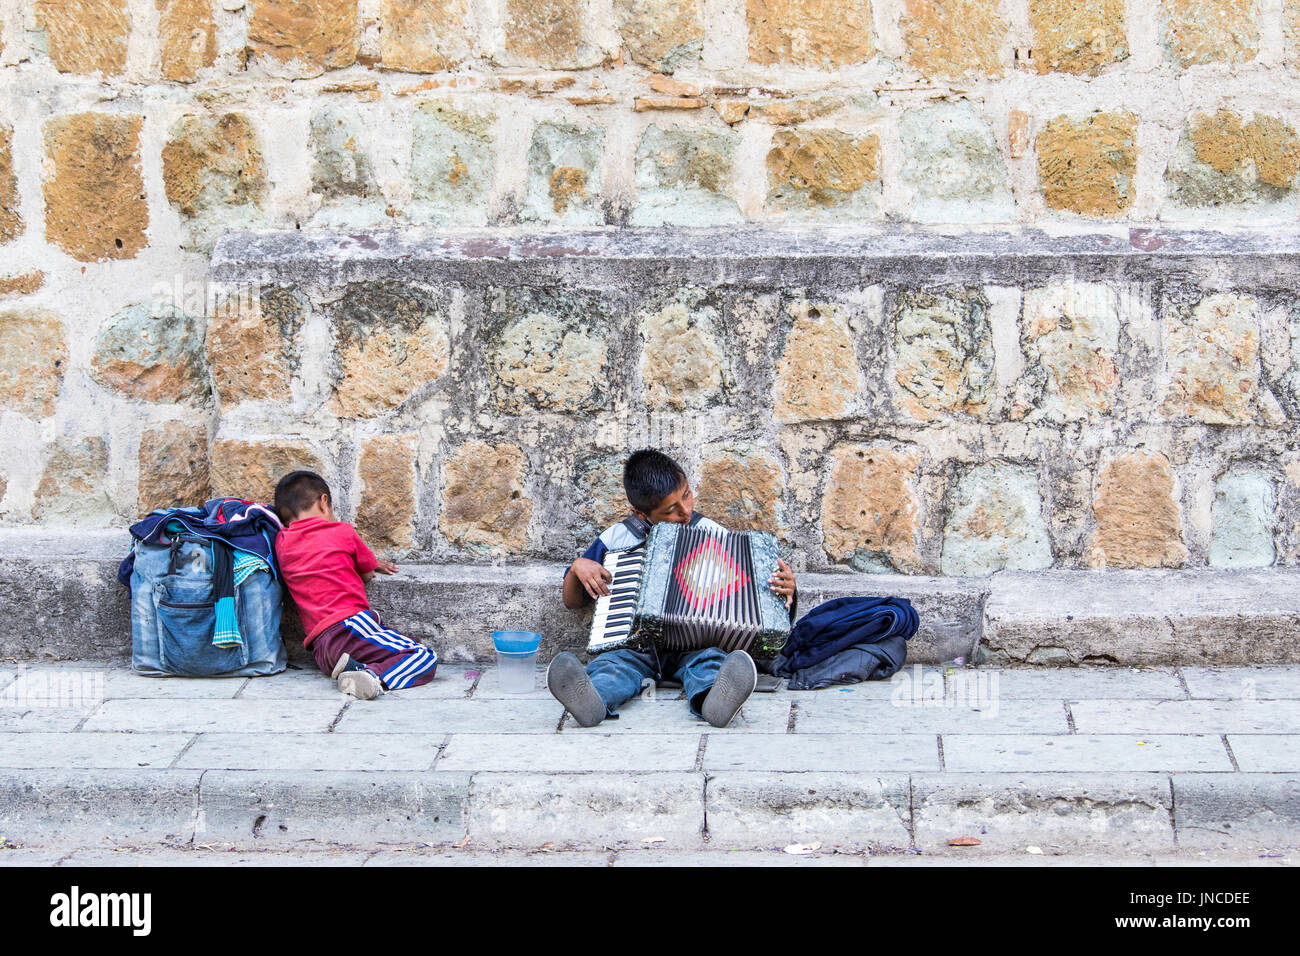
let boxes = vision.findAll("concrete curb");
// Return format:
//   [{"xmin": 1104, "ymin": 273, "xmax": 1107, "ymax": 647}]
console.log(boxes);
[{"xmin": 2, "ymin": 769, "xmax": 1297, "ymax": 852}]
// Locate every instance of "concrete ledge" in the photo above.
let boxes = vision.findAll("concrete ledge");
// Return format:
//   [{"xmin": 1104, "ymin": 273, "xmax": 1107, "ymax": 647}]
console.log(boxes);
[
  {"xmin": 1172, "ymin": 773, "xmax": 1300, "ymax": 849},
  {"xmin": 910, "ymin": 772, "xmax": 1176, "ymax": 851},
  {"xmin": 196, "ymin": 771, "xmax": 470, "ymax": 847},
  {"xmin": 981, "ymin": 568, "xmax": 1300, "ymax": 665},
  {"xmin": 5, "ymin": 531, "xmax": 1300, "ymax": 665},
  {"xmin": 466, "ymin": 772, "xmax": 705, "ymax": 848},
  {"xmin": 704, "ymin": 772, "xmax": 912, "ymax": 849},
  {"xmin": 0, "ymin": 770, "xmax": 200, "ymax": 845}
]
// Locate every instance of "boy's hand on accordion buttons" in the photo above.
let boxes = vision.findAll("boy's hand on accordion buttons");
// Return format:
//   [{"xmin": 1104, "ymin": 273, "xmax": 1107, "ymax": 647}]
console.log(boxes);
[
  {"xmin": 573, "ymin": 557, "xmax": 613, "ymax": 599},
  {"xmin": 768, "ymin": 558, "xmax": 796, "ymax": 609}
]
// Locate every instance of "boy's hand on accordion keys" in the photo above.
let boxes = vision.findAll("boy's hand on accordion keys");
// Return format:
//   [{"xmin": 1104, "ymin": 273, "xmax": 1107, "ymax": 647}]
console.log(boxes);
[
  {"xmin": 572, "ymin": 557, "xmax": 613, "ymax": 599},
  {"xmin": 768, "ymin": 558, "xmax": 797, "ymax": 609}
]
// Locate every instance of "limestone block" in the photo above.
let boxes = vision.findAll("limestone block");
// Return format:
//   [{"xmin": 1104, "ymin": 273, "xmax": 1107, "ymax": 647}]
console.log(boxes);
[
  {"xmin": 138, "ymin": 423, "xmax": 210, "ymax": 513},
  {"xmin": 162, "ymin": 113, "xmax": 265, "ymax": 217},
  {"xmin": 490, "ymin": 291, "xmax": 608, "ymax": 414},
  {"xmin": 90, "ymin": 303, "xmax": 210, "ymax": 405},
  {"xmin": 616, "ymin": 0, "xmax": 704, "ymax": 73},
  {"xmin": 696, "ymin": 444, "xmax": 783, "ymax": 533},
  {"xmin": 500, "ymin": 0, "xmax": 606, "ymax": 69},
  {"xmin": 33, "ymin": 437, "xmax": 115, "ymax": 525},
  {"xmin": 35, "ymin": 0, "xmax": 128, "ymax": 76},
  {"xmin": 43, "ymin": 113, "xmax": 148, "ymax": 262},
  {"xmin": 574, "ymin": 455, "xmax": 628, "ymax": 544},
  {"xmin": 892, "ymin": 289, "xmax": 994, "ymax": 421},
  {"xmin": 357, "ymin": 434, "xmax": 417, "ymax": 552},
  {"xmin": 632, "ymin": 125, "xmax": 740, "ymax": 226},
  {"xmin": 1089, "ymin": 452, "xmax": 1187, "ymax": 569},
  {"xmin": 329, "ymin": 284, "xmax": 450, "ymax": 417},
  {"xmin": 381, "ymin": 0, "xmax": 475, "ymax": 72},
  {"xmin": 766, "ymin": 129, "xmax": 880, "ymax": 215},
  {"xmin": 209, "ymin": 439, "xmax": 322, "ymax": 505},
  {"xmin": 522, "ymin": 122, "xmax": 603, "ymax": 225},
  {"xmin": 0, "ymin": 126, "xmax": 20, "ymax": 243},
  {"xmin": 747, "ymin": 0, "xmax": 873, "ymax": 68},
  {"xmin": 157, "ymin": 0, "xmax": 217, "ymax": 82},
  {"xmin": 1036, "ymin": 112, "xmax": 1138, "ymax": 218},
  {"xmin": 639, "ymin": 290, "xmax": 726, "ymax": 410},
  {"xmin": 898, "ymin": 104, "xmax": 1012, "ymax": 222},
  {"xmin": 206, "ymin": 286, "xmax": 306, "ymax": 407},
  {"xmin": 903, "ymin": 0, "xmax": 1008, "ymax": 79},
  {"xmin": 310, "ymin": 107, "xmax": 377, "ymax": 200},
  {"xmin": 941, "ymin": 463, "xmax": 1053, "ymax": 576},
  {"xmin": 441, "ymin": 441, "xmax": 532, "ymax": 554},
  {"xmin": 0, "ymin": 311, "xmax": 66, "ymax": 419},
  {"xmin": 1010, "ymin": 282, "xmax": 1121, "ymax": 422},
  {"xmin": 822, "ymin": 445, "xmax": 923, "ymax": 573},
  {"xmin": 1160, "ymin": 0, "xmax": 1257, "ymax": 67},
  {"xmin": 1160, "ymin": 293, "xmax": 1278, "ymax": 425},
  {"xmin": 774, "ymin": 302, "xmax": 861, "ymax": 423},
  {"xmin": 1030, "ymin": 0, "xmax": 1128, "ymax": 75},
  {"xmin": 1210, "ymin": 470, "xmax": 1276, "ymax": 568},
  {"xmin": 1165, "ymin": 111, "xmax": 1300, "ymax": 211},
  {"xmin": 410, "ymin": 102, "xmax": 494, "ymax": 220},
  {"xmin": 248, "ymin": 0, "xmax": 359, "ymax": 77}
]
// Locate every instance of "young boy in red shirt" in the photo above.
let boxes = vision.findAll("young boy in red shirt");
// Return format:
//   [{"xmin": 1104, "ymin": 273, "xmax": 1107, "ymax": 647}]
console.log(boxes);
[{"xmin": 273, "ymin": 470, "xmax": 438, "ymax": 699}]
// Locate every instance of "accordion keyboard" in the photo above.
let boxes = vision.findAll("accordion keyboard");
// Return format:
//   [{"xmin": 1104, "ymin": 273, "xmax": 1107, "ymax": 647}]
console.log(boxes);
[{"xmin": 587, "ymin": 546, "xmax": 646, "ymax": 654}]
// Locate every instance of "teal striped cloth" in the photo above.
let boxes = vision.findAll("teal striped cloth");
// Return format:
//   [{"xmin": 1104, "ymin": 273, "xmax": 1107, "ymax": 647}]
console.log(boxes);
[{"xmin": 212, "ymin": 552, "xmax": 269, "ymax": 649}]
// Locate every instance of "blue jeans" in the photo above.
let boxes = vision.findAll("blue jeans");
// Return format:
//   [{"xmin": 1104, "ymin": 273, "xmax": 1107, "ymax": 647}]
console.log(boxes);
[{"xmin": 587, "ymin": 646, "xmax": 727, "ymax": 718}]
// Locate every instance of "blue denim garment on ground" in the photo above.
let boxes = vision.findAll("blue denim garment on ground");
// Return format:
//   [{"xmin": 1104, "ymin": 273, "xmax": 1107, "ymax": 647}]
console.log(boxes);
[
  {"xmin": 770, "ymin": 596, "xmax": 917, "ymax": 688},
  {"xmin": 586, "ymin": 646, "xmax": 727, "ymax": 717}
]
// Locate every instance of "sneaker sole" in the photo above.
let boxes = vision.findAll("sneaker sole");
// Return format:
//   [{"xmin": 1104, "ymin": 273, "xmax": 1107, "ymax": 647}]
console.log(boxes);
[
  {"xmin": 546, "ymin": 653, "xmax": 606, "ymax": 728},
  {"xmin": 701, "ymin": 651, "xmax": 758, "ymax": 728}
]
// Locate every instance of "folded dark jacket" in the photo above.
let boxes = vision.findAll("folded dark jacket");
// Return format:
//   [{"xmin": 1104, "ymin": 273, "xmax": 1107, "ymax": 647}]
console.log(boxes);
[
  {"xmin": 771, "ymin": 596, "xmax": 918, "ymax": 680},
  {"xmin": 118, "ymin": 497, "xmax": 283, "ymax": 588}
]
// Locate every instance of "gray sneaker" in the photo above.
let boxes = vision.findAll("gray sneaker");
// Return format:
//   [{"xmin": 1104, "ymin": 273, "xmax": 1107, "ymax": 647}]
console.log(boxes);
[
  {"xmin": 701, "ymin": 650, "xmax": 757, "ymax": 728},
  {"xmin": 331, "ymin": 653, "xmax": 383, "ymax": 700},
  {"xmin": 546, "ymin": 652, "xmax": 606, "ymax": 727}
]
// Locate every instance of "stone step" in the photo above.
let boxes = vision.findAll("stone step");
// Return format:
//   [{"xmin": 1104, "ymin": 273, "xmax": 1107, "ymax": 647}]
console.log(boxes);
[{"xmin": 6, "ymin": 530, "xmax": 1300, "ymax": 665}]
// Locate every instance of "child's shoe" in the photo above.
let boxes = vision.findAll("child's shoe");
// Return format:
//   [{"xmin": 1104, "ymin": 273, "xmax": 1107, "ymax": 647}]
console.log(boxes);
[
  {"xmin": 546, "ymin": 652, "xmax": 606, "ymax": 727},
  {"xmin": 701, "ymin": 650, "xmax": 757, "ymax": 728},
  {"xmin": 331, "ymin": 653, "xmax": 383, "ymax": 700}
]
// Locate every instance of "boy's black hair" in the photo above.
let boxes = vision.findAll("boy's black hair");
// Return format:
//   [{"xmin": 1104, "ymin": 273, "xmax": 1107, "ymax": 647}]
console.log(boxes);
[
  {"xmin": 623, "ymin": 449, "xmax": 687, "ymax": 514},
  {"xmin": 273, "ymin": 470, "xmax": 331, "ymax": 523}
]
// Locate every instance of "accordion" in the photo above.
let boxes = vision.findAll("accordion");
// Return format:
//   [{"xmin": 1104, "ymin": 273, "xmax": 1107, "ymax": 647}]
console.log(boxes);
[{"xmin": 587, "ymin": 522, "xmax": 791, "ymax": 658}]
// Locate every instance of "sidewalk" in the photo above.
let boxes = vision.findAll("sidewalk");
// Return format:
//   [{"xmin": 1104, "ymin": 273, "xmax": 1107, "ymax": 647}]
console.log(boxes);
[{"xmin": 0, "ymin": 659, "xmax": 1297, "ymax": 861}]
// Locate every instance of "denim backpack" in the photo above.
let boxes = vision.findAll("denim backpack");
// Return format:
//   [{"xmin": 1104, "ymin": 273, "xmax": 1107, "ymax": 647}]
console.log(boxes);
[{"xmin": 128, "ymin": 529, "xmax": 286, "ymax": 677}]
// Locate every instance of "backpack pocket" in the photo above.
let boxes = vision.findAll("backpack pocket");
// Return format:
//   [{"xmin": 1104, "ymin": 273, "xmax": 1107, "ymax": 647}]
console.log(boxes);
[{"xmin": 153, "ymin": 568, "xmax": 250, "ymax": 677}]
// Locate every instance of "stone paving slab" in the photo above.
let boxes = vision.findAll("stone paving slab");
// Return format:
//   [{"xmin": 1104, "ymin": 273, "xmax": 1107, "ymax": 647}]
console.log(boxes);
[
  {"xmin": 197, "ymin": 770, "xmax": 469, "ymax": 847},
  {"xmin": 175, "ymin": 733, "xmax": 444, "ymax": 771},
  {"xmin": 54, "ymin": 846, "xmax": 368, "ymax": 866},
  {"xmin": 467, "ymin": 772, "xmax": 704, "ymax": 847},
  {"xmin": 564, "ymin": 696, "xmax": 792, "ymax": 734},
  {"xmin": 792, "ymin": 697, "xmax": 1068, "ymax": 735},
  {"xmin": 0, "ymin": 710, "xmax": 89, "ymax": 731},
  {"xmin": 468, "ymin": 664, "xmax": 553, "ymax": 699},
  {"xmin": 1070, "ymin": 699, "xmax": 1300, "ymax": 735},
  {"xmin": 910, "ymin": 772, "xmax": 1175, "ymax": 851},
  {"xmin": 363, "ymin": 848, "xmax": 614, "ymax": 866},
  {"xmin": 1182, "ymin": 665, "xmax": 1300, "ymax": 699},
  {"xmin": 703, "ymin": 734, "xmax": 941, "ymax": 772},
  {"xmin": 1225, "ymin": 735, "xmax": 1300, "ymax": 772},
  {"xmin": 0, "ymin": 732, "xmax": 192, "ymax": 769},
  {"xmin": 941, "ymin": 735, "xmax": 1234, "ymax": 773},
  {"xmin": 975, "ymin": 667, "xmax": 1186, "ymax": 700},
  {"xmin": 437, "ymin": 733, "xmax": 701, "ymax": 772},
  {"xmin": 81, "ymin": 698, "xmax": 348, "ymax": 734},
  {"xmin": 4, "ymin": 661, "xmax": 242, "ymax": 699},
  {"xmin": 704, "ymin": 772, "xmax": 912, "ymax": 849},
  {"xmin": 236, "ymin": 665, "xmax": 480, "ymax": 700},
  {"xmin": 334, "ymin": 698, "xmax": 564, "ymax": 735}
]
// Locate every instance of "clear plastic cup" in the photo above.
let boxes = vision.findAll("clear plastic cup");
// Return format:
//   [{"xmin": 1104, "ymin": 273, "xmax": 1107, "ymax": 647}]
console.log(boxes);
[{"xmin": 492, "ymin": 630, "xmax": 541, "ymax": 694}]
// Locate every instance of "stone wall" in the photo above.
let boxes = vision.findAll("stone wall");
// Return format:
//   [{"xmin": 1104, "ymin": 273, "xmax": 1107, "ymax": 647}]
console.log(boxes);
[{"xmin": 1, "ymin": 0, "xmax": 1300, "ymax": 579}]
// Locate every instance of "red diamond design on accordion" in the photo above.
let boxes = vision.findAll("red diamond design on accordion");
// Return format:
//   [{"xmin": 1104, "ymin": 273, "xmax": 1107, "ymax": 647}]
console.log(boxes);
[{"xmin": 672, "ymin": 535, "xmax": 750, "ymax": 612}]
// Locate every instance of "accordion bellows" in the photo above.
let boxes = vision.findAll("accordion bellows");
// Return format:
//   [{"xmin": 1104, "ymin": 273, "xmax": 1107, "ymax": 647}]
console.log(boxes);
[{"xmin": 587, "ymin": 522, "xmax": 792, "ymax": 657}]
